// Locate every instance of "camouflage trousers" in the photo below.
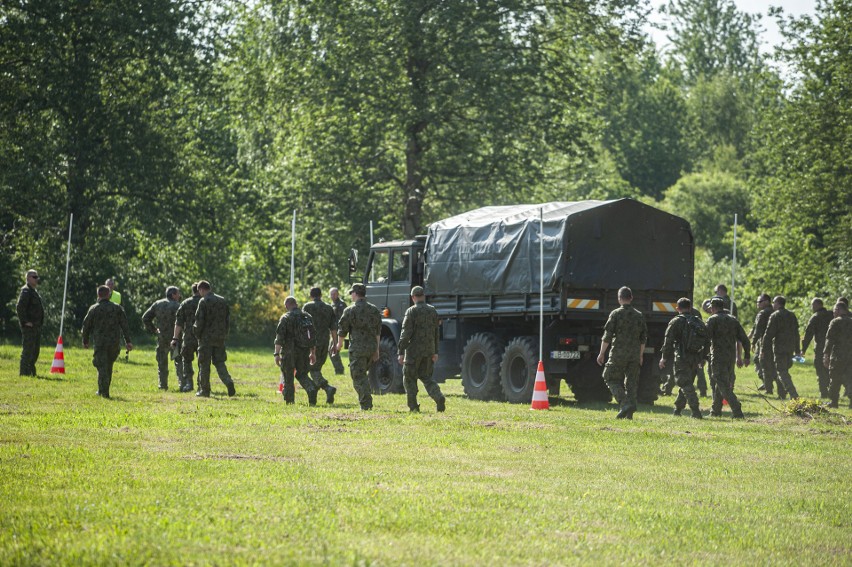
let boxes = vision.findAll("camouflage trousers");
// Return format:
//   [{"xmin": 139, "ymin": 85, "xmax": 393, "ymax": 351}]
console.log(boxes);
[
  {"xmin": 93, "ymin": 343, "xmax": 121, "ymax": 397},
  {"xmin": 771, "ymin": 350, "xmax": 799, "ymax": 398},
  {"xmin": 330, "ymin": 348, "xmax": 345, "ymax": 375},
  {"xmin": 156, "ymin": 335, "xmax": 182, "ymax": 390},
  {"xmin": 710, "ymin": 361, "xmax": 743, "ymax": 417},
  {"xmin": 197, "ymin": 345, "xmax": 234, "ymax": 394},
  {"xmin": 603, "ymin": 358, "xmax": 639, "ymax": 411},
  {"xmin": 812, "ymin": 347, "xmax": 829, "ymax": 397},
  {"xmin": 349, "ymin": 352, "xmax": 374, "ymax": 410},
  {"xmin": 672, "ymin": 360, "xmax": 701, "ymax": 412},
  {"xmin": 280, "ymin": 348, "xmax": 318, "ymax": 404},
  {"xmin": 308, "ymin": 338, "xmax": 335, "ymax": 393},
  {"xmin": 20, "ymin": 326, "xmax": 41, "ymax": 376},
  {"xmin": 760, "ymin": 353, "xmax": 787, "ymax": 397},
  {"xmin": 403, "ymin": 356, "xmax": 444, "ymax": 410},
  {"xmin": 827, "ymin": 363, "xmax": 852, "ymax": 406},
  {"xmin": 181, "ymin": 339, "xmax": 198, "ymax": 391}
]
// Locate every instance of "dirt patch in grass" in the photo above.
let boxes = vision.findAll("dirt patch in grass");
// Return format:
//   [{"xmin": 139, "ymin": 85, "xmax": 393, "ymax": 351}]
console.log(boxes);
[
  {"xmin": 303, "ymin": 424, "xmax": 349, "ymax": 433},
  {"xmin": 183, "ymin": 453, "xmax": 301, "ymax": 462},
  {"xmin": 0, "ymin": 403, "xmax": 22, "ymax": 415}
]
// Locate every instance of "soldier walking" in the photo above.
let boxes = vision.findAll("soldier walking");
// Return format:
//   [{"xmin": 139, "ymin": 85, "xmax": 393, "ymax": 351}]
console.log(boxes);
[
  {"xmin": 336, "ymin": 283, "xmax": 381, "ymax": 410},
  {"xmin": 274, "ymin": 296, "xmax": 320, "ymax": 405},
  {"xmin": 16, "ymin": 270, "xmax": 44, "ymax": 377},
  {"xmin": 193, "ymin": 280, "xmax": 236, "ymax": 398},
  {"xmin": 82, "ymin": 285, "xmax": 134, "ymax": 398},
  {"xmin": 171, "ymin": 282, "xmax": 201, "ymax": 392},
  {"xmin": 328, "ymin": 287, "xmax": 347, "ymax": 375},
  {"xmin": 142, "ymin": 286, "xmax": 182, "ymax": 391},
  {"xmin": 762, "ymin": 295, "xmax": 801, "ymax": 399},
  {"xmin": 397, "ymin": 286, "xmax": 446, "ymax": 413},
  {"xmin": 749, "ymin": 294, "xmax": 774, "ymax": 393},
  {"xmin": 823, "ymin": 301, "xmax": 852, "ymax": 408},
  {"xmin": 302, "ymin": 288, "xmax": 338, "ymax": 404},
  {"xmin": 802, "ymin": 297, "xmax": 833, "ymax": 398},
  {"xmin": 659, "ymin": 298, "xmax": 707, "ymax": 419},
  {"xmin": 705, "ymin": 297, "xmax": 750, "ymax": 419},
  {"xmin": 596, "ymin": 286, "xmax": 647, "ymax": 420}
]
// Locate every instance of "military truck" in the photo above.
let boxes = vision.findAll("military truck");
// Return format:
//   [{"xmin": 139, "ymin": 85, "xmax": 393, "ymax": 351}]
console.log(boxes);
[{"xmin": 360, "ymin": 198, "xmax": 694, "ymax": 404}]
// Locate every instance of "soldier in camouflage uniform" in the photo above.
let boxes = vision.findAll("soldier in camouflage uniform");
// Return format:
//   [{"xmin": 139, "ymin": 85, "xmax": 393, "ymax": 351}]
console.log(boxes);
[
  {"xmin": 659, "ymin": 298, "xmax": 707, "ymax": 419},
  {"xmin": 823, "ymin": 302, "xmax": 852, "ymax": 408},
  {"xmin": 171, "ymin": 282, "xmax": 201, "ymax": 392},
  {"xmin": 802, "ymin": 297, "xmax": 833, "ymax": 398},
  {"xmin": 303, "ymin": 287, "xmax": 338, "ymax": 403},
  {"xmin": 274, "ymin": 296, "xmax": 320, "ymax": 406},
  {"xmin": 82, "ymin": 286, "xmax": 134, "ymax": 398},
  {"xmin": 142, "ymin": 286, "xmax": 182, "ymax": 390},
  {"xmin": 749, "ymin": 294, "xmax": 775, "ymax": 394},
  {"xmin": 329, "ymin": 287, "xmax": 347, "ymax": 375},
  {"xmin": 713, "ymin": 284, "xmax": 738, "ymax": 319},
  {"xmin": 193, "ymin": 280, "xmax": 236, "ymax": 398},
  {"xmin": 660, "ymin": 305, "xmax": 708, "ymax": 397},
  {"xmin": 596, "ymin": 286, "xmax": 648, "ymax": 419},
  {"xmin": 337, "ymin": 283, "xmax": 381, "ymax": 410},
  {"xmin": 397, "ymin": 286, "xmax": 446, "ymax": 413},
  {"xmin": 762, "ymin": 295, "xmax": 801, "ymax": 399},
  {"xmin": 705, "ymin": 297, "xmax": 750, "ymax": 419},
  {"xmin": 16, "ymin": 270, "xmax": 44, "ymax": 377}
]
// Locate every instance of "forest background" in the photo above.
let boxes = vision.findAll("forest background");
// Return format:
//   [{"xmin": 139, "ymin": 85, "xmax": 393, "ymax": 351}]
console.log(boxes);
[{"xmin": 1, "ymin": 0, "xmax": 850, "ymax": 342}]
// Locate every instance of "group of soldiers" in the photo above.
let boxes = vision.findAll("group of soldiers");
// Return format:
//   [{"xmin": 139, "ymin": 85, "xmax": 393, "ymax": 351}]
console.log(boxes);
[{"xmin": 598, "ymin": 283, "xmax": 852, "ymax": 421}]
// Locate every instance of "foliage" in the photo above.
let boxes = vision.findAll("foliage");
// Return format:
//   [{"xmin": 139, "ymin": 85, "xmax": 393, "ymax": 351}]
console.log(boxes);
[{"xmin": 783, "ymin": 397, "xmax": 831, "ymax": 418}]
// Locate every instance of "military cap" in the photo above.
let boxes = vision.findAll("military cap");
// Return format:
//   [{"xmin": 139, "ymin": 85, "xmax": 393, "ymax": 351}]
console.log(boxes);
[
  {"xmin": 410, "ymin": 286, "xmax": 425, "ymax": 297},
  {"xmin": 347, "ymin": 283, "xmax": 367, "ymax": 296}
]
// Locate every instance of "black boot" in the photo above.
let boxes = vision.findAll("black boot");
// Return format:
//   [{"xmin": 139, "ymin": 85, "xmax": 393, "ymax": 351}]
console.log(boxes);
[
  {"xmin": 325, "ymin": 385, "xmax": 337, "ymax": 405},
  {"xmin": 308, "ymin": 389, "xmax": 318, "ymax": 407},
  {"xmin": 409, "ymin": 405, "xmax": 420, "ymax": 413},
  {"xmin": 673, "ymin": 408, "xmax": 683, "ymax": 416},
  {"xmin": 690, "ymin": 408, "xmax": 703, "ymax": 419},
  {"xmin": 436, "ymin": 396, "xmax": 446, "ymax": 413},
  {"xmin": 407, "ymin": 395, "xmax": 419, "ymax": 412},
  {"xmin": 226, "ymin": 382, "xmax": 236, "ymax": 397}
]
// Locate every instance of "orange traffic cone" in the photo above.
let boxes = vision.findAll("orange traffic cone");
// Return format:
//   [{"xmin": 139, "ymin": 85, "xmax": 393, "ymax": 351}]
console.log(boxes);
[
  {"xmin": 50, "ymin": 336, "xmax": 65, "ymax": 374},
  {"xmin": 530, "ymin": 360, "xmax": 549, "ymax": 410}
]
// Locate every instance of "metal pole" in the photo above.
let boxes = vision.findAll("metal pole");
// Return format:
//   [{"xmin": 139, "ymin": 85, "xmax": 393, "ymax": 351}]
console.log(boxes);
[
  {"xmin": 59, "ymin": 213, "xmax": 73, "ymax": 340},
  {"xmin": 539, "ymin": 208, "xmax": 544, "ymax": 362},
  {"xmin": 732, "ymin": 214, "xmax": 737, "ymax": 309},
  {"xmin": 369, "ymin": 220, "xmax": 374, "ymax": 247},
  {"xmin": 290, "ymin": 210, "xmax": 296, "ymax": 292}
]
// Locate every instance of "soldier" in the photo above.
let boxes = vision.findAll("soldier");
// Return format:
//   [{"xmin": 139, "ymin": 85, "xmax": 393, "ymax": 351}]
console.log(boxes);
[
  {"xmin": 105, "ymin": 278, "xmax": 122, "ymax": 305},
  {"xmin": 713, "ymin": 284, "xmax": 738, "ymax": 319},
  {"xmin": 596, "ymin": 286, "xmax": 647, "ymax": 420},
  {"xmin": 397, "ymin": 286, "xmax": 446, "ymax": 413},
  {"xmin": 16, "ymin": 269, "xmax": 44, "ymax": 377},
  {"xmin": 336, "ymin": 283, "xmax": 381, "ymax": 411},
  {"xmin": 823, "ymin": 302, "xmax": 852, "ymax": 408},
  {"xmin": 82, "ymin": 285, "xmax": 133, "ymax": 398},
  {"xmin": 142, "ymin": 286, "xmax": 182, "ymax": 390},
  {"xmin": 660, "ymin": 304, "xmax": 708, "ymax": 397},
  {"xmin": 171, "ymin": 282, "xmax": 201, "ymax": 393},
  {"xmin": 659, "ymin": 298, "xmax": 707, "ymax": 419},
  {"xmin": 328, "ymin": 287, "xmax": 347, "ymax": 375},
  {"xmin": 802, "ymin": 297, "xmax": 833, "ymax": 398},
  {"xmin": 705, "ymin": 297, "xmax": 750, "ymax": 419},
  {"xmin": 302, "ymin": 288, "xmax": 338, "ymax": 404},
  {"xmin": 762, "ymin": 295, "xmax": 801, "ymax": 399},
  {"xmin": 749, "ymin": 294, "xmax": 776, "ymax": 394},
  {"xmin": 274, "ymin": 296, "xmax": 320, "ymax": 406},
  {"xmin": 193, "ymin": 280, "xmax": 236, "ymax": 398}
]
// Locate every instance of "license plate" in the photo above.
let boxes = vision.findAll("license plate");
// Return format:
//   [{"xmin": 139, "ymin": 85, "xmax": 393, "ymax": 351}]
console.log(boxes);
[{"xmin": 551, "ymin": 350, "xmax": 581, "ymax": 360}]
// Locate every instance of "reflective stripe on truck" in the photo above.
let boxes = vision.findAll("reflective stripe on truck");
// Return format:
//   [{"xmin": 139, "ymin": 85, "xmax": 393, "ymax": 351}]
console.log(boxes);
[
  {"xmin": 565, "ymin": 298, "xmax": 599, "ymax": 309},
  {"xmin": 652, "ymin": 302, "xmax": 678, "ymax": 313}
]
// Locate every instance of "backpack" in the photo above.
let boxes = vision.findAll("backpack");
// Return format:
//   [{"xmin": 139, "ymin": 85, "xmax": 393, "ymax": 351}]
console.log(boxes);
[
  {"xmin": 293, "ymin": 312, "xmax": 316, "ymax": 349},
  {"xmin": 680, "ymin": 314, "xmax": 707, "ymax": 355}
]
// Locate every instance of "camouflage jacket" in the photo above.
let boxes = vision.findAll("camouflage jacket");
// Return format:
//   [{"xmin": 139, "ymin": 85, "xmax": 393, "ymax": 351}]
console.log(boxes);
[
  {"xmin": 194, "ymin": 293, "xmax": 230, "ymax": 347},
  {"xmin": 398, "ymin": 302, "xmax": 440, "ymax": 359},
  {"xmin": 763, "ymin": 308, "xmax": 800, "ymax": 354},
  {"xmin": 142, "ymin": 298, "xmax": 180, "ymax": 339},
  {"xmin": 824, "ymin": 315, "xmax": 852, "ymax": 365},
  {"xmin": 303, "ymin": 299, "xmax": 336, "ymax": 341},
  {"xmin": 749, "ymin": 306, "xmax": 772, "ymax": 353},
  {"xmin": 16, "ymin": 284, "xmax": 44, "ymax": 329},
  {"xmin": 332, "ymin": 297, "xmax": 346, "ymax": 325},
  {"xmin": 82, "ymin": 299, "xmax": 131, "ymax": 348},
  {"xmin": 706, "ymin": 312, "xmax": 750, "ymax": 365},
  {"xmin": 661, "ymin": 313, "xmax": 707, "ymax": 364},
  {"xmin": 338, "ymin": 298, "xmax": 381, "ymax": 356},
  {"xmin": 175, "ymin": 295, "xmax": 201, "ymax": 344},
  {"xmin": 803, "ymin": 307, "xmax": 833, "ymax": 354},
  {"xmin": 275, "ymin": 307, "xmax": 314, "ymax": 356},
  {"xmin": 602, "ymin": 305, "xmax": 648, "ymax": 364}
]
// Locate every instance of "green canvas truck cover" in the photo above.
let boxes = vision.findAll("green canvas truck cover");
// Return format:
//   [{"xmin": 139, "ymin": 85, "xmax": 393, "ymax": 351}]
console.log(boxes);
[{"xmin": 424, "ymin": 198, "xmax": 692, "ymax": 295}]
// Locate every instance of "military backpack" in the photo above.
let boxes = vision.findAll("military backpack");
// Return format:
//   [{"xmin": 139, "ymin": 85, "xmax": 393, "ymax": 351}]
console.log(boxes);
[
  {"xmin": 293, "ymin": 312, "xmax": 316, "ymax": 349},
  {"xmin": 680, "ymin": 314, "xmax": 707, "ymax": 355}
]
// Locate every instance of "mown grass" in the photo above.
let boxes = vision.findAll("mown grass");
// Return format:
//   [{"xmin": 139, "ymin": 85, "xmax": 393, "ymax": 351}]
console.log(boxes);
[{"xmin": 1, "ymin": 344, "xmax": 850, "ymax": 566}]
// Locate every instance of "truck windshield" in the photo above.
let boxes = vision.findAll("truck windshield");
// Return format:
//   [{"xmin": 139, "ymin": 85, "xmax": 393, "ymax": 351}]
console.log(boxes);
[
  {"xmin": 391, "ymin": 250, "xmax": 410, "ymax": 282},
  {"xmin": 369, "ymin": 250, "xmax": 390, "ymax": 283}
]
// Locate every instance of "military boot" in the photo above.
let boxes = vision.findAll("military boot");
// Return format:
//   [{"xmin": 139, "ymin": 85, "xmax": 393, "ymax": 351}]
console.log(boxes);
[
  {"xmin": 436, "ymin": 396, "xmax": 446, "ymax": 413},
  {"xmin": 226, "ymin": 382, "xmax": 236, "ymax": 397},
  {"xmin": 196, "ymin": 390, "xmax": 210, "ymax": 398},
  {"xmin": 407, "ymin": 394, "xmax": 419, "ymax": 412},
  {"xmin": 673, "ymin": 408, "xmax": 683, "ymax": 416},
  {"xmin": 409, "ymin": 405, "xmax": 420, "ymax": 413},
  {"xmin": 690, "ymin": 408, "xmax": 703, "ymax": 419},
  {"xmin": 325, "ymin": 385, "xmax": 337, "ymax": 405},
  {"xmin": 732, "ymin": 411, "xmax": 745, "ymax": 419},
  {"xmin": 307, "ymin": 388, "xmax": 318, "ymax": 407}
]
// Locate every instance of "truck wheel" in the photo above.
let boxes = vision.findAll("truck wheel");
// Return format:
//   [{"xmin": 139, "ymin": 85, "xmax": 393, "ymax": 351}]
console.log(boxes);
[
  {"xmin": 568, "ymin": 358, "xmax": 613, "ymax": 403},
  {"xmin": 462, "ymin": 333, "xmax": 505, "ymax": 401},
  {"xmin": 369, "ymin": 337, "xmax": 404, "ymax": 395},
  {"xmin": 500, "ymin": 336, "xmax": 538, "ymax": 404}
]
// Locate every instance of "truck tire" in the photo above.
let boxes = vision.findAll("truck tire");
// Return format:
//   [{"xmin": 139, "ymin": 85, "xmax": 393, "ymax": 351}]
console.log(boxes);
[
  {"xmin": 568, "ymin": 358, "xmax": 613, "ymax": 403},
  {"xmin": 369, "ymin": 337, "xmax": 404, "ymax": 395},
  {"xmin": 637, "ymin": 352, "xmax": 661, "ymax": 404},
  {"xmin": 500, "ymin": 336, "xmax": 538, "ymax": 404},
  {"xmin": 462, "ymin": 333, "xmax": 505, "ymax": 401}
]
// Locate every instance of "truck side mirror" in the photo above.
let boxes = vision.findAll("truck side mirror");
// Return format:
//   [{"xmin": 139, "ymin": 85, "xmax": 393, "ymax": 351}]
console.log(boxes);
[{"xmin": 348, "ymin": 249, "xmax": 358, "ymax": 274}]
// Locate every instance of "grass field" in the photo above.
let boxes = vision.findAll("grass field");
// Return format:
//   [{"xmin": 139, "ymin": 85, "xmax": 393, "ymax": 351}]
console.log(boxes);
[{"xmin": 1, "ymin": 343, "xmax": 850, "ymax": 566}]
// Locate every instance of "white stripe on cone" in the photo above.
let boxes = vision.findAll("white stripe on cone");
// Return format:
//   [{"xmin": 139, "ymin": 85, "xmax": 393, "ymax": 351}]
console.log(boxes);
[
  {"xmin": 530, "ymin": 360, "xmax": 549, "ymax": 410},
  {"xmin": 50, "ymin": 336, "xmax": 65, "ymax": 374}
]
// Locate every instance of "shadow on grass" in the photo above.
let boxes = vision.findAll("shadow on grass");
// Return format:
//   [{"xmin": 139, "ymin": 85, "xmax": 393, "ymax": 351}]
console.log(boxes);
[{"xmin": 35, "ymin": 375, "xmax": 66, "ymax": 382}]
